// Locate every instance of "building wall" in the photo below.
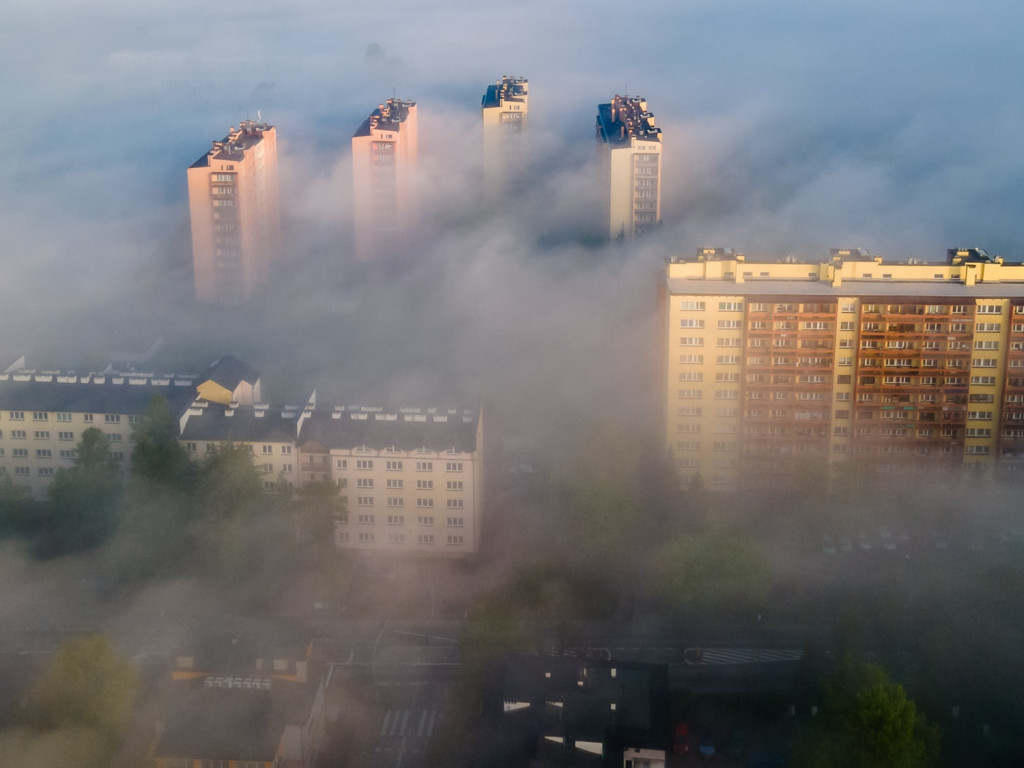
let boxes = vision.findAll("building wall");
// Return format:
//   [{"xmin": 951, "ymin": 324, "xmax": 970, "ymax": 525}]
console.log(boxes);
[
  {"xmin": 663, "ymin": 251, "xmax": 1024, "ymax": 490},
  {"xmin": 188, "ymin": 122, "xmax": 280, "ymax": 303},
  {"xmin": 482, "ymin": 76, "xmax": 528, "ymax": 204},
  {"xmin": 352, "ymin": 100, "xmax": 418, "ymax": 260}
]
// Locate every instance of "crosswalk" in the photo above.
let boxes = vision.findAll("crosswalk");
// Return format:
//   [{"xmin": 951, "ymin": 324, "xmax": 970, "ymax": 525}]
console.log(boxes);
[
  {"xmin": 683, "ymin": 647, "xmax": 803, "ymax": 665},
  {"xmin": 378, "ymin": 708, "xmax": 439, "ymax": 739}
]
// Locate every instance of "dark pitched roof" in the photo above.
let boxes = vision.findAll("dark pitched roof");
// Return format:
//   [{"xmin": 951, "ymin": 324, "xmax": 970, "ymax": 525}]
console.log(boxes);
[
  {"xmin": 0, "ymin": 377, "xmax": 196, "ymax": 416},
  {"xmin": 298, "ymin": 408, "xmax": 479, "ymax": 453},
  {"xmin": 181, "ymin": 405, "xmax": 298, "ymax": 443},
  {"xmin": 197, "ymin": 355, "xmax": 260, "ymax": 391}
]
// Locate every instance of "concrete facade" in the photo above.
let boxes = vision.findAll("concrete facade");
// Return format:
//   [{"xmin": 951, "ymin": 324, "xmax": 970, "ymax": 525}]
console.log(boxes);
[
  {"xmin": 187, "ymin": 120, "xmax": 281, "ymax": 303},
  {"xmin": 481, "ymin": 76, "xmax": 528, "ymax": 203},
  {"xmin": 596, "ymin": 95, "xmax": 662, "ymax": 239},
  {"xmin": 662, "ymin": 248, "xmax": 1024, "ymax": 491},
  {"xmin": 352, "ymin": 98, "xmax": 418, "ymax": 260}
]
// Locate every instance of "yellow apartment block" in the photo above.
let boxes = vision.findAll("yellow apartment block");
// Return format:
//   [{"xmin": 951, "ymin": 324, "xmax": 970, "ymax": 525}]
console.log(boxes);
[
  {"xmin": 482, "ymin": 76, "xmax": 528, "ymax": 203},
  {"xmin": 596, "ymin": 95, "xmax": 662, "ymax": 239},
  {"xmin": 188, "ymin": 119, "xmax": 280, "ymax": 304},
  {"xmin": 662, "ymin": 247, "xmax": 1024, "ymax": 491}
]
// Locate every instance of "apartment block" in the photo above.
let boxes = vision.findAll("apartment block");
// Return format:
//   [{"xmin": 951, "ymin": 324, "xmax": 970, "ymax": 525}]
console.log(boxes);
[
  {"xmin": 299, "ymin": 406, "xmax": 483, "ymax": 557},
  {"xmin": 352, "ymin": 98, "xmax": 418, "ymax": 259},
  {"xmin": 187, "ymin": 119, "xmax": 281, "ymax": 303},
  {"xmin": 662, "ymin": 247, "xmax": 1024, "ymax": 491},
  {"xmin": 596, "ymin": 95, "xmax": 662, "ymax": 239},
  {"xmin": 0, "ymin": 354, "xmax": 483, "ymax": 557},
  {"xmin": 481, "ymin": 76, "xmax": 528, "ymax": 202}
]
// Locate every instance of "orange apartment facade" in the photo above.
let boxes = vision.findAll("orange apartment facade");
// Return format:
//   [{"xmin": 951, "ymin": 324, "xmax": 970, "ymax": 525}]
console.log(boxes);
[
  {"xmin": 187, "ymin": 119, "xmax": 281, "ymax": 304},
  {"xmin": 352, "ymin": 98, "xmax": 418, "ymax": 260},
  {"xmin": 662, "ymin": 248, "xmax": 1024, "ymax": 491}
]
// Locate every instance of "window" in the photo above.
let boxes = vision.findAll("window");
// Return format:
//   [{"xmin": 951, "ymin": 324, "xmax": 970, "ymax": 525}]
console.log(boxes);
[
  {"xmin": 356, "ymin": 513, "xmax": 375, "ymax": 524},
  {"xmin": 679, "ymin": 319, "xmax": 705, "ymax": 329},
  {"xmin": 717, "ymin": 338, "xmax": 741, "ymax": 347},
  {"xmin": 975, "ymin": 340, "xmax": 999, "ymax": 350},
  {"xmin": 356, "ymin": 478, "xmax": 373, "ymax": 488},
  {"xmin": 680, "ymin": 300, "xmax": 705, "ymax": 311},
  {"xmin": 678, "ymin": 389, "xmax": 702, "ymax": 399},
  {"xmin": 718, "ymin": 301, "xmax": 743, "ymax": 311},
  {"xmin": 840, "ymin": 321, "xmax": 855, "ymax": 331},
  {"xmin": 679, "ymin": 354, "xmax": 703, "ymax": 364},
  {"xmin": 716, "ymin": 355, "xmax": 740, "ymax": 365},
  {"xmin": 678, "ymin": 371, "xmax": 703, "ymax": 382},
  {"xmin": 12, "ymin": 448, "xmax": 28, "ymax": 458},
  {"xmin": 714, "ymin": 390, "xmax": 739, "ymax": 400},
  {"xmin": 356, "ymin": 459, "xmax": 373, "ymax": 470},
  {"xmin": 83, "ymin": 414, "xmax": 93, "ymax": 422},
  {"xmin": 356, "ymin": 497, "xmax": 374, "ymax": 507},
  {"xmin": 970, "ymin": 376, "xmax": 996, "ymax": 386},
  {"xmin": 36, "ymin": 449, "xmax": 52, "ymax": 458},
  {"xmin": 446, "ymin": 480, "xmax": 463, "ymax": 491},
  {"xmin": 416, "ymin": 461, "xmax": 433, "ymax": 471},
  {"xmin": 34, "ymin": 431, "xmax": 50, "ymax": 440},
  {"xmin": 977, "ymin": 304, "xmax": 1002, "ymax": 314},
  {"xmin": 446, "ymin": 462, "xmax": 463, "ymax": 472},
  {"xmin": 261, "ymin": 445, "xmax": 273, "ymax": 454},
  {"xmin": 282, "ymin": 445, "xmax": 292, "ymax": 455},
  {"xmin": 417, "ymin": 515, "xmax": 434, "ymax": 526},
  {"xmin": 387, "ymin": 498, "xmax": 404, "ymax": 509},
  {"xmin": 386, "ymin": 460, "xmax": 403, "ymax": 471},
  {"xmin": 715, "ymin": 373, "xmax": 739, "ymax": 382},
  {"xmin": 417, "ymin": 498, "xmax": 434, "ymax": 508},
  {"xmin": 357, "ymin": 532, "xmax": 375, "ymax": 543},
  {"xmin": 965, "ymin": 445, "xmax": 990, "ymax": 455},
  {"xmin": 386, "ymin": 512, "xmax": 404, "ymax": 523},
  {"xmin": 972, "ymin": 358, "xmax": 997, "ymax": 368},
  {"xmin": 32, "ymin": 412, "xmax": 48, "ymax": 421},
  {"xmin": 386, "ymin": 478, "xmax": 403, "ymax": 489},
  {"xmin": 976, "ymin": 323, "xmax": 1001, "ymax": 332},
  {"xmin": 447, "ymin": 535, "xmax": 465, "ymax": 546},
  {"xmin": 679, "ymin": 337, "xmax": 704, "ymax": 347},
  {"xmin": 717, "ymin": 320, "xmax": 741, "ymax": 329},
  {"xmin": 418, "ymin": 534, "xmax": 435, "ymax": 544},
  {"xmin": 56, "ymin": 412, "xmax": 71, "ymax": 422},
  {"xmin": 38, "ymin": 467, "xmax": 54, "ymax": 476},
  {"xmin": 58, "ymin": 431, "xmax": 74, "ymax": 441},
  {"xmin": 447, "ymin": 499, "xmax": 464, "ymax": 509},
  {"xmin": 967, "ymin": 411, "xmax": 993, "ymax": 421},
  {"xmin": 104, "ymin": 414, "xmax": 120, "ymax": 424},
  {"xmin": 447, "ymin": 516, "xmax": 464, "ymax": 526},
  {"xmin": 966, "ymin": 428, "xmax": 992, "ymax": 438},
  {"xmin": 14, "ymin": 467, "xmax": 29, "ymax": 476},
  {"xmin": 9, "ymin": 411, "xmax": 24, "ymax": 421}
]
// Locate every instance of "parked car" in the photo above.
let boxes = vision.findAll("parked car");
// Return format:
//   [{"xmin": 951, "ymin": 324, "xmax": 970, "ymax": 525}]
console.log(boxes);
[
  {"xmin": 673, "ymin": 722, "xmax": 692, "ymax": 754},
  {"xmin": 698, "ymin": 728, "xmax": 716, "ymax": 759}
]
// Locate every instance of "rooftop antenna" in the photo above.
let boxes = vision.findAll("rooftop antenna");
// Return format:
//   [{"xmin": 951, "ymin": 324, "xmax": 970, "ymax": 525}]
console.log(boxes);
[{"xmin": 257, "ymin": 108, "xmax": 262, "ymax": 122}]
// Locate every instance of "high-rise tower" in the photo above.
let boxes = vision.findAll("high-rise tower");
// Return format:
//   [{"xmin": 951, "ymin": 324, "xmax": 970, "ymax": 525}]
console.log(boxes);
[
  {"xmin": 352, "ymin": 98, "xmax": 418, "ymax": 260},
  {"xmin": 481, "ymin": 76, "xmax": 528, "ymax": 203},
  {"xmin": 596, "ymin": 95, "xmax": 662, "ymax": 239},
  {"xmin": 187, "ymin": 120, "xmax": 280, "ymax": 303}
]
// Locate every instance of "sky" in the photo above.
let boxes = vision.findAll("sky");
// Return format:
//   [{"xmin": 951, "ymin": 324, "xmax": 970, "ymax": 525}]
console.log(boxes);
[{"xmin": 2, "ymin": 0, "xmax": 1024, "ymax": 412}]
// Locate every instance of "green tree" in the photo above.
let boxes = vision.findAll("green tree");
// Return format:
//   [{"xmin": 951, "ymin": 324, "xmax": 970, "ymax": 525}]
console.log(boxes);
[
  {"xmin": 15, "ymin": 634, "xmax": 137, "ymax": 766},
  {"xmin": 0, "ymin": 474, "xmax": 38, "ymax": 540},
  {"xmin": 650, "ymin": 531, "xmax": 771, "ymax": 615},
  {"xmin": 191, "ymin": 442, "xmax": 266, "ymax": 580},
  {"xmin": 793, "ymin": 658, "xmax": 939, "ymax": 768},
  {"xmin": 37, "ymin": 428, "xmax": 122, "ymax": 557},
  {"xmin": 129, "ymin": 394, "xmax": 193, "ymax": 488}
]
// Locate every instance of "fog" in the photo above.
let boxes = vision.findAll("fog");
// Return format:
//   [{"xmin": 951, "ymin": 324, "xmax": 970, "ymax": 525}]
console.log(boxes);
[{"xmin": 2, "ymin": 1, "xmax": 1024, "ymax": 765}]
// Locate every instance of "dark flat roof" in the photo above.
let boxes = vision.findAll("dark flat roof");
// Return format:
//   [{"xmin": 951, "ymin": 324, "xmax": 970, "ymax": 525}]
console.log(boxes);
[{"xmin": 0, "ymin": 378, "xmax": 196, "ymax": 416}]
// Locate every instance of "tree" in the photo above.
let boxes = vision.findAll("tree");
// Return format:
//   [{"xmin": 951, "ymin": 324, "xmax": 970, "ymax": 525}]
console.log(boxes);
[
  {"xmin": 130, "ymin": 394, "xmax": 193, "ymax": 488},
  {"xmin": 650, "ymin": 532, "xmax": 771, "ymax": 616},
  {"xmin": 37, "ymin": 428, "xmax": 122, "ymax": 557},
  {"xmin": 12, "ymin": 634, "xmax": 138, "ymax": 767},
  {"xmin": 0, "ymin": 474, "xmax": 39, "ymax": 540},
  {"xmin": 793, "ymin": 658, "xmax": 939, "ymax": 768}
]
